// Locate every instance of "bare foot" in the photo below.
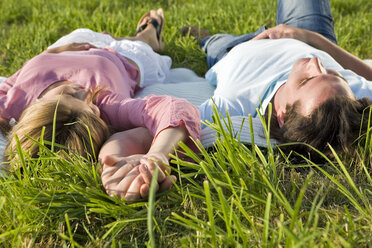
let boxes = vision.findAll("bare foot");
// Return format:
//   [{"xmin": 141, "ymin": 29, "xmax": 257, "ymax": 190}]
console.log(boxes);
[{"xmin": 134, "ymin": 8, "xmax": 165, "ymax": 52}]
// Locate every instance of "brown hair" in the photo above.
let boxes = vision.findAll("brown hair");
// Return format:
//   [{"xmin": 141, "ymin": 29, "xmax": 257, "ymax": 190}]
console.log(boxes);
[
  {"xmin": 4, "ymin": 98, "xmax": 110, "ymax": 162},
  {"xmin": 269, "ymin": 96, "xmax": 372, "ymax": 161}
]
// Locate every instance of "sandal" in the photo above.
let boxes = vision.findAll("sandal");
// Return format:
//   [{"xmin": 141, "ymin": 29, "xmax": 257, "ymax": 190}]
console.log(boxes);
[{"xmin": 135, "ymin": 8, "xmax": 164, "ymax": 42}]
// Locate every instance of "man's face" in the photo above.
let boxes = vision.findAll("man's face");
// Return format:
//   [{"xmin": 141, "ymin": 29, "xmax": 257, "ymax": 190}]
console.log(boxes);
[{"xmin": 277, "ymin": 57, "xmax": 354, "ymax": 113}]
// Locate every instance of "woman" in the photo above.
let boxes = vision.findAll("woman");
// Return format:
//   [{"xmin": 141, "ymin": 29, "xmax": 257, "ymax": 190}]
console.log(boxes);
[{"xmin": 0, "ymin": 9, "xmax": 201, "ymax": 200}]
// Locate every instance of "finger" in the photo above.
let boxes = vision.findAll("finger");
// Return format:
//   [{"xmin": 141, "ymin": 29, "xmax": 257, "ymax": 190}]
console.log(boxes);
[
  {"xmin": 102, "ymin": 163, "xmax": 136, "ymax": 187},
  {"xmin": 101, "ymin": 155, "xmax": 122, "ymax": 167},
  {"xmin": 101, "ymin": 154, "xmax": 143, "ymax": 183},
  {"xmin": 139, "ymin": 164, "xmax": 152, "ymax": 185},
  {"xmin": 140, "ymin": 181, "xmax": 159, "ymax": 199},
  {"xmin": 101, "ymin": 160, "xmax": 122, "ymax": 181},
  {"xmin": 251, "ymin": 30, "xmax": 270, "ymax": 41},
  {"xmin": 140, "ymin": 184, "xmax": 150, "ymax": 198},
  {"xmin": 101, "ymin": 160, "xmax": 129, "ymax": 180},
  {"xmin": 144, "ymin": 154, "xmax": 170, "ymax": 173},
  {"xmin": 84, "ymin": 43, "xmax": 96, "ymax": 49},
  {"xmin": 141, "ymin": 159, "xmax": 166, "ymax": 183},
  {"xmin": 101, "ymin": 155, "xmax": 128, "ymax": 182},
  {"xmin": 125, "ymin": 174, "xmax": 145, "ymax": 201},
  {"xmin": 102, "ymin": 154, "xmax": 142, "ymax": 167},
  {"xmin": 75, "ymin": 42, "xmax": 96, "ymax": 49},
  {"xmin": 268, "ymin": 32, "xmax": 278, "ymax": 39},
  {"xmin": 115, "ymin": 166, "xmax": 140, "ymax": 197},
  {"xmin": 102, "ymin": 164, "xmax": 134, "ymax": 189},
  {"xmin": 101, "ymin": 165, "xmax": 119, "ymax": 183},
  {"xmin": 159, "ymin": 175, "xmax": 177, "ymax": 192},
  {"xmin": 141, "ymin": 155, "xmax": 170, "ymax": 176}
]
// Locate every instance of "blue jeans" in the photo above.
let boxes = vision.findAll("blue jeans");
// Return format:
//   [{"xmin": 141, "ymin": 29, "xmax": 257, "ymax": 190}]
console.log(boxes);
[{"xmin": 201, "ymin": 0, "xmax": 337, "ymax": 68}]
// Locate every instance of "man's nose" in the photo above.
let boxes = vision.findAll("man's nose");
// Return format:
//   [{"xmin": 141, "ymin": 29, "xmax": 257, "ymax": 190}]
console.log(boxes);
[{"xmin": 308, "ymin": 57, "xmax": 327, "ymax": 75}]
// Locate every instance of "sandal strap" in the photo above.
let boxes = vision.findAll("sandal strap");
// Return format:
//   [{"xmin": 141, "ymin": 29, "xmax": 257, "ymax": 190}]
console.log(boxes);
[
  {"xmin": 149, "ymin": 18, "xmax": 161, "ymax": 41},
  {"xmin": 134, "ymin": 18, "xmax": 162, "ymax": 41},
  {"xmin": 135, "ymin": 23, "xmax": 148, "ymax": 35}
]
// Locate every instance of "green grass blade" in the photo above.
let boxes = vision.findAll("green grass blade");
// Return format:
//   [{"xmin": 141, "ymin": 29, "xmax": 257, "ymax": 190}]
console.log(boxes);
[{"xmin": 147, "ymin": 166, "xmax": 159, "ymax": 248}]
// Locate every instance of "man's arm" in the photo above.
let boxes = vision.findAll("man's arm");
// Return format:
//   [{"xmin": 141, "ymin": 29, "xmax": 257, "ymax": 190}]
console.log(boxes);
[{"xmin": 252, "ymin": 24, "xmax": 372, "ymax": 80}]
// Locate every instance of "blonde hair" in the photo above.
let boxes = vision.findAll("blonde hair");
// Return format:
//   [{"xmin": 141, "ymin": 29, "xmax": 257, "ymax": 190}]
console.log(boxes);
[{"xmin": 4, "ymin": 98, "xmax": 109, "ymax": 161}]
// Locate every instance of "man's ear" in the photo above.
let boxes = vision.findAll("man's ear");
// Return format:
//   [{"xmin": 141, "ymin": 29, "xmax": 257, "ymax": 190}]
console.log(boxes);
[{"xmin": 276, "ymin": 110, "xmax": 285, "ymax": 128}]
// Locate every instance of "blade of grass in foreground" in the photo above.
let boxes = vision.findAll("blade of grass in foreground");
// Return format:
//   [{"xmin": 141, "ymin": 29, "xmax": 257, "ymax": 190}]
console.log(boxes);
[
  {"xmin": 204, "ymin": 180, "xmax": 217, "ymax": 248},
  {"xmin": 262, "ymin": 192, "xmax": 272, "ymax": 247},
  {"xmin": 147, "ymin": 166, "xmax": 159, "ymax": 248}
]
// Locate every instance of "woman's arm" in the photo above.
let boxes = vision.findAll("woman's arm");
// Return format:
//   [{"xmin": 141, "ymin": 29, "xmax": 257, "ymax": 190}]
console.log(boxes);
[
  {"xmin": 252, "ymin": 24, "xmax": 372, "ymax": 80},
  {"xmin": 42, "ymin": 42, "xmax": 96, "ymax": 54}
]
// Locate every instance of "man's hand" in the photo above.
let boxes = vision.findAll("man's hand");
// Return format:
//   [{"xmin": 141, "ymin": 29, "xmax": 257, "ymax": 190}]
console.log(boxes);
[
  {"xmin": 43, "ymin": 42, "xmax": 96, "ymax": 54},
  {"xmin": 139, "ymin": 152, "xmax": 177, "ymax": 193},
  {"xmin": 252, "ymin": 24, "xmax": 308, "ymax": 43},
  {"xmin": 252, "ymin": 24, "xmax": 372, "ymax": 80}
]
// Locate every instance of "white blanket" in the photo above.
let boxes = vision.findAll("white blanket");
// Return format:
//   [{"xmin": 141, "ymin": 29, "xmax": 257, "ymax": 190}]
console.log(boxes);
[{"xmin": 135, "ymin": 68, "xmax": 275, "ymax": 148}]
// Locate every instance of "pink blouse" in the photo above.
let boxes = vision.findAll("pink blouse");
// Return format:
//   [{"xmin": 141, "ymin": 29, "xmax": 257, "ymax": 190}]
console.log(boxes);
[{"xmin": 0, "ymin": 48, "xmax": 200, "ymax": 142}]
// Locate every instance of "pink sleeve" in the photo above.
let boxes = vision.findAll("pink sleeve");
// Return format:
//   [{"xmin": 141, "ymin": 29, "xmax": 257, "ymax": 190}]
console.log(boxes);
[
  {"xmin": 0, "ymin": 69, "xmax": 22, "ymax": 120},
  {"xmin": 97, "ymin": 93, "xmax": 201, "ymax": 144}
]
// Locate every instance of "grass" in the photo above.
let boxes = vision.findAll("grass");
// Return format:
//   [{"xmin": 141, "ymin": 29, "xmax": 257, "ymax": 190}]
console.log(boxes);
[{"xmin": 0, "ymin": 0, "xmax": 372, "ymax": 247}]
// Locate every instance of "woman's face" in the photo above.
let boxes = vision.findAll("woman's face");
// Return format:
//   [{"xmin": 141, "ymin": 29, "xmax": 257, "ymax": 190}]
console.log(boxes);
[{"xmin": 40, "ymin": 81, "xmax": 100, "ymax": 117}]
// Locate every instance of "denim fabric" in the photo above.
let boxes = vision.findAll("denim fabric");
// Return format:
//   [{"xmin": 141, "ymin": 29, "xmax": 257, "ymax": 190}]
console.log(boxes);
[
  {"xmin": 201, "ymin": 0, "xmax": 337, "ymax": 68},
  {"xmin": 276, "ymin": 0, "xmax": 337, "ymax": 44},
  {"xmin": 200, "ymin": 26, "xmax": 267, "ymax": 68}
]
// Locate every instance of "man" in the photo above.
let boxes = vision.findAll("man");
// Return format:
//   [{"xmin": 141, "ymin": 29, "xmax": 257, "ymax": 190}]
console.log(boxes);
[{"xmin": 182, "ymin": 0, "xmax": 372, "ymax": 160}]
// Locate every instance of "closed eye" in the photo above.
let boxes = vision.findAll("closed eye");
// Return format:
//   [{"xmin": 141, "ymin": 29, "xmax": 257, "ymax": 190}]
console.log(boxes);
[
  {"xmin": 298, "ymin": 76, "xmax": 316, "ymax": 88},
  {"xmin": 298, "ymin": 74, "xmax": 348, "ymax": 89}
]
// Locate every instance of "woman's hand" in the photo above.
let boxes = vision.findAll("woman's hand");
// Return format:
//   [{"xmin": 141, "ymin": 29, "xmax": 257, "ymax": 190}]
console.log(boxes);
[
  {"xmin": 43, "ymin": 42, "xmax": 96, "ymax": 54},
  {"xmin": 252, "ymin": 24, "xmax": 309, "ymax": 43}
]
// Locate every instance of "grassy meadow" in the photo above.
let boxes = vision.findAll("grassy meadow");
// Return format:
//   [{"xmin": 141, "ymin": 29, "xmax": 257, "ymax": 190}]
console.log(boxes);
[{"xmin": 1, "ymin": 0, "xmax": 372, "ymax": 247}]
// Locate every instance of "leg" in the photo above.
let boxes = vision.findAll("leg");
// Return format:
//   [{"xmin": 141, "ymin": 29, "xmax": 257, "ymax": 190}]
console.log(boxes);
[
  {"xmin": 276, "ymin": 0, "xmax": 337, "ymax": 44},
  {"xmin": 109, "ymin": 9, "xmax": 172, "ymax": 87},
  {"xmin": 49, "ymin": 9, "xmax": 165, "ymax": 52},
  {"xmin": 109, "ymin": 9, "xmax": 165, "ymax": 52},
  {"xmin": 181, "ymin": 24, "xmax": 266, "ymax": 69},
  {"xmin": 197, "ymin": 26, "xmax": 266, "ymax": 68}
]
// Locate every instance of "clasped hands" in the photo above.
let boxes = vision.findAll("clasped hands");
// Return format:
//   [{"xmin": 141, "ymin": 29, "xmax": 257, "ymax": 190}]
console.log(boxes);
[{"xmin": 101, "ymin": 152, "xmax": 176, "ymax": 201}]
